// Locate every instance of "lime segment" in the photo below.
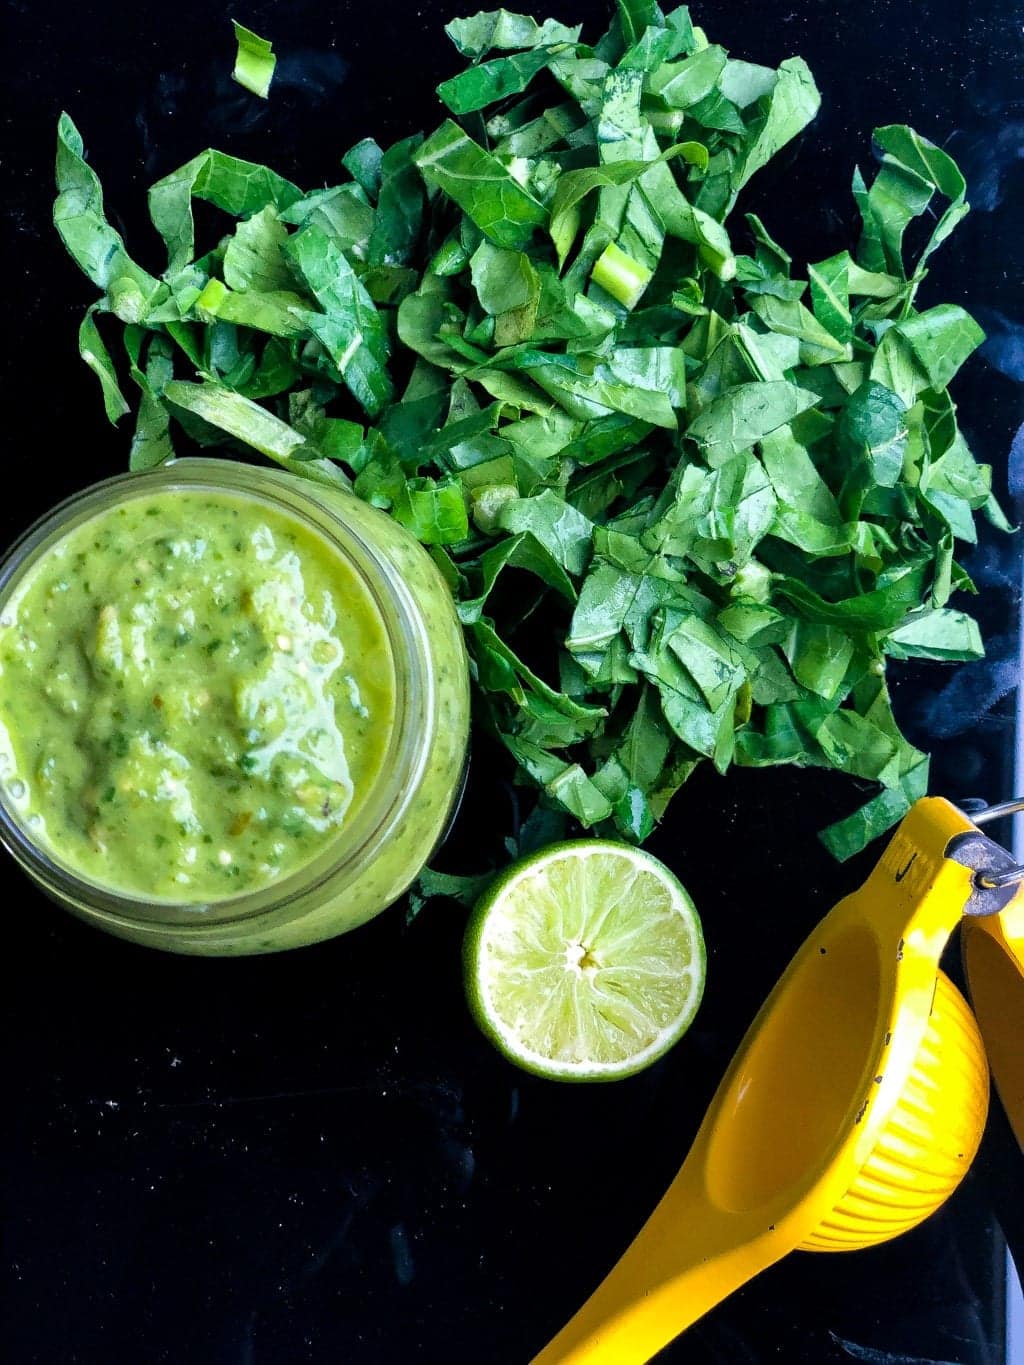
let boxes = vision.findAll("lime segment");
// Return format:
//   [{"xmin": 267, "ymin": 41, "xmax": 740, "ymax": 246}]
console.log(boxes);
[{"xmin": 464, "ymin": 840, "xmax": 706, "ymax": 1081}]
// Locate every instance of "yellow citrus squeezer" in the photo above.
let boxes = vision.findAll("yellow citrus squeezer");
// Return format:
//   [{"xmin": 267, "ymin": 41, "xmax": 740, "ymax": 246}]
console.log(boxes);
[{"xmin": 533, "ymin": 796, "xmax": 1024, "ymax": 1365}]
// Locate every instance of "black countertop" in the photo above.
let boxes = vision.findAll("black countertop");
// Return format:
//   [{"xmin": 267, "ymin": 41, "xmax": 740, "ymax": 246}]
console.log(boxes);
[{"xmin": 2, "ymin": 2, "xmax": 1023, "ymax": 1362}]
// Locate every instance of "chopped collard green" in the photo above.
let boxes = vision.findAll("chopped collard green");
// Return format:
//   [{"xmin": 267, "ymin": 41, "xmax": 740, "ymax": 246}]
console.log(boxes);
[{"xmin": 54, "ymin": 3, "xmax": 1008, "ymax": 863}]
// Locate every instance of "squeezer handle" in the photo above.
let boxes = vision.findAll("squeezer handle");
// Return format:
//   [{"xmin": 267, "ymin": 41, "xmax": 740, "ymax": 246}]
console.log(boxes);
[
  {"xmin": 963, "ymin": 898, "xmax": 1024, "ymax": 1148},
  {"xmin": 530, "ymin": 1165, "xmax": 771, "ymax": 1365}
]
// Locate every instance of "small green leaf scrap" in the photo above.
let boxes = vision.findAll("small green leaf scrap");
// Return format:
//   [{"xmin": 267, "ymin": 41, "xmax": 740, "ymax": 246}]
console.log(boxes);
[{"xmin": 232, "ymin": 21, "xmax": 277, "ymax": 99}]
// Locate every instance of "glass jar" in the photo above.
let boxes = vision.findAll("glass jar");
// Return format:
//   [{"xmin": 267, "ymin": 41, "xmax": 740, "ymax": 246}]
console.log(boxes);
[{"xmin": 0, "ymin": 459, "xmax": 470, "ymax": 954}]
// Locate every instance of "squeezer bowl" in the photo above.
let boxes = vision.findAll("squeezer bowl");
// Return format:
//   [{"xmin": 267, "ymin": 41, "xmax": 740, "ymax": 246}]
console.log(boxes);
[{"xmin": 801, "ymin": 969, "xmax": 989, "ymax": 1250}]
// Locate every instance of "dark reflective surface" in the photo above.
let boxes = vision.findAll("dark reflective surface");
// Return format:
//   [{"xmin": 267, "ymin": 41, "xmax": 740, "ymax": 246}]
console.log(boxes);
[{"xmin": 2, "ymin": 2, "xmax": 1022, "ymax": 1362}]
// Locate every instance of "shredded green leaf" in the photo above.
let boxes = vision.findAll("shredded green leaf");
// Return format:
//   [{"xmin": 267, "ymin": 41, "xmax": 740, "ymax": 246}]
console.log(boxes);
[
  {"xmin": 53, "ymin": 4, "xmax": 1009, "ymax": 871},
  {"xmin": 231, "ymin": 21, "xmax": 277, "ymax": 100}
]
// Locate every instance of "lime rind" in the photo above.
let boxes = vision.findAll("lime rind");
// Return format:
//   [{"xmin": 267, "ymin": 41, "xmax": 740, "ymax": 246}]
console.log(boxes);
[{"xmin": 464, "ymin": 840, "xmax": 706, "ymax": 1082}]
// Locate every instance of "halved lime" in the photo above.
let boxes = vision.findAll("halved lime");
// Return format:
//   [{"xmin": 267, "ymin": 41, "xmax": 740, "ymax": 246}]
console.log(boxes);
[{"xmin": 463, "ymin": 840, "xmax": 706, "ymax": 1082}]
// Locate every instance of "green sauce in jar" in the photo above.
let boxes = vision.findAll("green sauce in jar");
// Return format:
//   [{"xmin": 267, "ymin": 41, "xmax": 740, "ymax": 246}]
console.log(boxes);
[
  {"xmin": 0, "ymin": 490, "xmax": 397, "ymax": 900},
  {"xmin": 0, "ymin": 461, "xmax": 471, "ymax": 953}
]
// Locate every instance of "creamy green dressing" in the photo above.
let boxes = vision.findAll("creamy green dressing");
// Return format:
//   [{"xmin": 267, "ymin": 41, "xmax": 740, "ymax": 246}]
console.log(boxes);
[{"xmin": 0, "ymin": 489, "xmax": 396, "ymax": 899}]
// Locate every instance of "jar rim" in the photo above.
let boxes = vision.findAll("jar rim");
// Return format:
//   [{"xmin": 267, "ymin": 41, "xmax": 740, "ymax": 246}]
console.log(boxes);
[{"xmin": 0, "ymin": 458, "xmax": 434, "ymax": 929}]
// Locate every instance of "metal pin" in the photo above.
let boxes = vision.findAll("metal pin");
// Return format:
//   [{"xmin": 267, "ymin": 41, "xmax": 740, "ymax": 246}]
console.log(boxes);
[{"xmin": 966, "ymin": 795, "xmax": 1024, "ymax": 827}]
